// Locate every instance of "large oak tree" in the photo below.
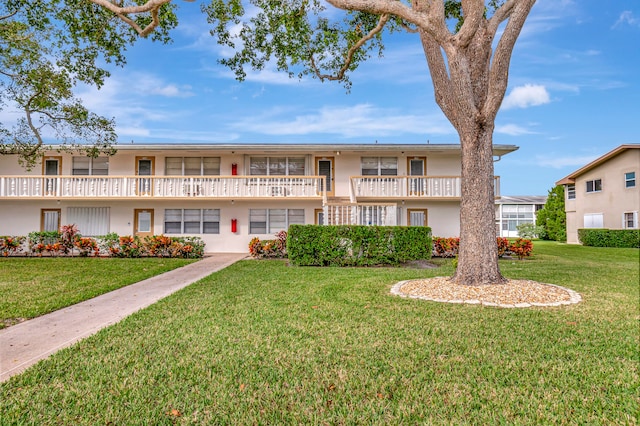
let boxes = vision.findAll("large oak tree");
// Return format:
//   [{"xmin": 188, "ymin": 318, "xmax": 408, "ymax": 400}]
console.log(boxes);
[{"xmin": 67, "ymin": 0, "xmax": 536, "ymax": 285}]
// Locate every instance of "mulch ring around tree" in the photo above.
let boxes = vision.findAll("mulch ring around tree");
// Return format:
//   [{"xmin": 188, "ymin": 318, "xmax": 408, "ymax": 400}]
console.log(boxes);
[{"xmin": 391, "ymin": 277, "xmax": 582, "ymax": 308}]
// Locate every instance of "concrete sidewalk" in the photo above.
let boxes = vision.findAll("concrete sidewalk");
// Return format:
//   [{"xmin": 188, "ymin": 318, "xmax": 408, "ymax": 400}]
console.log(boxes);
[{"xmin": 0, "ymin": 253, "xmax": 247, "ymax": 382}]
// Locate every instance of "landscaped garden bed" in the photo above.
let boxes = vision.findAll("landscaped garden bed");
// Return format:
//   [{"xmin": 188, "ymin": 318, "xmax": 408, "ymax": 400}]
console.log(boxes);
[{"xmin": 0, "ymin": 224, "xmax": 204, "ymax": 258}]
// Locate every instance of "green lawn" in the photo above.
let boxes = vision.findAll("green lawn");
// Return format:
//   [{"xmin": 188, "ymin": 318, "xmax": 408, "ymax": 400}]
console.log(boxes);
[
  {"xmin": 1, "ymin": 242, "xmax": 638, "ymax": 424},
  {"xmin": 0, "ymin": 257, "xmax": 195, "ymax": 328}
]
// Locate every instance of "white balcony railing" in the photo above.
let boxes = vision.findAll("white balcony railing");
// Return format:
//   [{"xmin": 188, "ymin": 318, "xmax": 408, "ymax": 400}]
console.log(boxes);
[
  {"xmin": 0, "ymin": 175, "xmax": 326, "ymax": 201},
  {"xmin": 349, "ymin": 176, "xmax": 500, "ymax": 201},
  {"xmin": 323, "ymin": 203, "xmax": 398, "ymax": 226}
]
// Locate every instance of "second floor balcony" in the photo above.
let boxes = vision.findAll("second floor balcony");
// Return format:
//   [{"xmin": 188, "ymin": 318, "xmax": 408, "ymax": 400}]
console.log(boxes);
[
  {"xmin": 349, "ymin": 176, "xmax": 501, "ymax": 201},
  {"xmin": 0, "ymin": 174, "xmax": 500, "ymax": 202},
  {"xmin": 0, "ymin": 175, "xmax": 327, "ymax": 201}
]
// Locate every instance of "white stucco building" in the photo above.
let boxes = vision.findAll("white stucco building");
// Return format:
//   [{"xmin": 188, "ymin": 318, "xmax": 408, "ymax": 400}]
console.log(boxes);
[{"xmin": 0, "ymin": 143, "xmax": 518, "ymax": 252}]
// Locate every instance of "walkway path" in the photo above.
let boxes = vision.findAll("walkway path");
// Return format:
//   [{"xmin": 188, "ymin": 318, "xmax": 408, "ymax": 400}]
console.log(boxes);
[{"xmin": 0, "ymin": 253, "xmax": 247, "ymax": 382}]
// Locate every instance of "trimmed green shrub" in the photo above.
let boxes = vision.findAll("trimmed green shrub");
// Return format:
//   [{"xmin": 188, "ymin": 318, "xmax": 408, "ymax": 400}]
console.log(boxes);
[
  {"xmin": 578, "ymin": 229, "xmax": 640, "ymax": 248},
  {"xmin": 287, "ymin": 225, "xmax": 432, "ymax": 266}
]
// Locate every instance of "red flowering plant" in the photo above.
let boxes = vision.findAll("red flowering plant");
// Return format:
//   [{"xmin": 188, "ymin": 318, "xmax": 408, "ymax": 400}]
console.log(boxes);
[
  {"xmin": 74, "ymin": 237, "xmax": 100, "ymax": 257},
  {"xmin": 432, "ymin": 237, "xmax": 460, "ymax": 258},
  {"xmin": 118, "ymin": 236, "xmax": 143, "ymax": 258},
  {"xmin": 0, "ymin": 236, "xmax": 26, "ymax": 257},
  {"xmin": 496, "ymin": 237, "xmax": 510, "ymax": 258},
  {"xmin": 248, "ymin": 231, "xmax": 288, "ymax": 259},
  {"xmin": 59, "ymin": 224, "xmax": 79, "ymax": 254},
  {"xmin": 509, "ymin": 238, "xmax": 534, "ymax": 260},
  {"xmin": 144, "ymin": 235, "xmax": 173, "ymax": 257}
]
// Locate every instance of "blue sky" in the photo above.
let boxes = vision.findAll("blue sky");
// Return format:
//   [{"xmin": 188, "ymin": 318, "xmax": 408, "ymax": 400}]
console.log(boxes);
[{"xmin": 76, "ymin": 0, "xmax": 639, "ymax": 195}]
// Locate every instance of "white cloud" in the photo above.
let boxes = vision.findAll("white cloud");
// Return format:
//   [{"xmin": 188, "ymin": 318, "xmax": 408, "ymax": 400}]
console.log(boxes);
[
  {"xmin": 228, "ymin": 104, "xmax": 454, "ymax": 137},
  {"xmin": 495, "ymin": 124, "xmax": 536, "ymax": 136},
  {"xmin": 535, "ymin": 154, "xmax": 599, "ymax": 169},
  {"xmin": 613, "ymin": 11, "xmax": 639, "ymax": 28},
  {"xmin": 502, "ymin": 84, "xmax": 551, "ymax": 109}
]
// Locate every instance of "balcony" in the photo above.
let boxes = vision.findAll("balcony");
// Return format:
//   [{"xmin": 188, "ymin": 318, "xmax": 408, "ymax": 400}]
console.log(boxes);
[
  {"xmin": 0, "ymin": 176, "xmax": 327, "ymax": 201},
  {"xmin": 349, "ymin": 176, "xmax": 501, "ymax": 201},
  {"xmin": 323, "ymin": 203, "xmax": 398, "ymax": 226}
]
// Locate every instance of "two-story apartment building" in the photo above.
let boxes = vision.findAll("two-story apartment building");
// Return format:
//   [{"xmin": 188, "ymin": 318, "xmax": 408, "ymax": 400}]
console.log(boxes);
[
  {"xmin": 556, "ymin": 144, "xmax": 640, "ymax": 244},
  {"xmin": 0, "ymin": 143, "xmax": 518, "ymax": 252}
]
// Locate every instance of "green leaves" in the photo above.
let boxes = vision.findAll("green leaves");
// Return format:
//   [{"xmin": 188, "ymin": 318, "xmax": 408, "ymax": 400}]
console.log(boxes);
[
  {"xmin": 205, "ymin": 0, "xmax": 393, "ymax": 89},
  {"xmin": 537, "ymin": 185, "xmax": 567, "ymax": 242},
  {"xmin": 0, "ymin": 0, "xmax": 178, "ymax": 168}
]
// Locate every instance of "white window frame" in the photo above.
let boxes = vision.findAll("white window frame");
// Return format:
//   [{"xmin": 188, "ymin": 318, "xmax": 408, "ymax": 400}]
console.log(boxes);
[
  {"xmin": 583, "ymin": 213, "xmax": 604, "ymax": 229},
  {"xmin": 72, "ymin": 157, "xmax": 109, "ymax": 176},
  {"xmin": 249, "ymin": 157, "xmax": 305, "ymax": 176},
  {"xmin": 567, "ymin": 184, "xmax": 576, "ymax": 200},
  {"xmin": 249, "ymin": 209, "xmax": 305, "ymax": 234},
  {"xmin": 165, "ymin": 157, "xmax": 220, "ymax": 176},
  {"xmin": 624, "ymin": 172, "xmax": 636, "ymax": 188},
  {"xmin": 585, "ymin": 179, "xmax": 602, "ymax": 193},
  {"xmin": 623, "ymin": 211, "xmax": 638, "ymax": 229},
  {"xmin": 361, "ymin": 157, "xmax": 398, "ymax": 176},
  {"xmin": 164, "ymin": 209, "xmax": 220, "ymax": 234}
]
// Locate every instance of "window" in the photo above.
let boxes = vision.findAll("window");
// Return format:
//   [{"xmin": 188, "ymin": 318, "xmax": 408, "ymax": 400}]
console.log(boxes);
[
  {"xmin": 625, "ymin": 172, "xmax": 636, "ymax": 188},
  {"xmin": 164, "ymin": 209, "xmax": 220, "ymax": 234},
  {"xmin": 586, "ymin": 179, "xmax": 602, "ymax": 193},
  {"xmin": 623, "ymin": 212, "xmax": 638, "ymax": 229},
  {"xmin": 361, "ymin": 157, "xmax": 397, "ymax": 176},
  {"xmin": 72, "ymin": 157, "xmax": 108, "ymax": 175},
  {"xmin": 41, "ymin": 209, "xmax": 61, "ymax": 232},
  {"xmin": 165, "ymin": 157, "xmax": 220, "ymax": 175},
  {"xmin": 249, "ymin": 157, "xmax": 305, "ymax": 176},
  {"xmin": 249, "ymin": 209, "xmax": 304, "ymax": 234},
  {"xmin": 584, "ymin": 213, "xmax": 603, "ymax": 228},
  {"xmin": 567, "ymin": 184, "xmax": 576, "ymax": 200},
  {"xmin": 501, "ymin": 204, "xmax": 535, "ymax": 232},
  {"xmin": 67, "ymin": 207, "xmax": 110, "ymax": 236}
]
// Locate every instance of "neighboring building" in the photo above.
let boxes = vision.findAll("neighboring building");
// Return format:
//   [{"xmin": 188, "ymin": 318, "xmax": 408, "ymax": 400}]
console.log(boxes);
[
  {"xmin": 0, "ymin": 143, "xmax": 518, "ymax": 252},
  {"xmin": 556, "ymin": 144, "xmax": 640, "ymax": 244},
  {"xmin": 495, "ymin": 195, "xmax": 547, "ymax": 238}
]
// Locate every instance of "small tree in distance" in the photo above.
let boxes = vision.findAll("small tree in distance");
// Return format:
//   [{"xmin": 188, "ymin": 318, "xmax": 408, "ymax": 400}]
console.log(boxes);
[{"xmin": 537, "ymin": 185, "xmax": 567, "ymax": 242}]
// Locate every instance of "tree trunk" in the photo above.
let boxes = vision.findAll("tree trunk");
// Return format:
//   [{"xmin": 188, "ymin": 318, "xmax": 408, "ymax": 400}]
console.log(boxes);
[{"xmin": 451, "ymin": 121, "xmax": 507, "ymax": 286}]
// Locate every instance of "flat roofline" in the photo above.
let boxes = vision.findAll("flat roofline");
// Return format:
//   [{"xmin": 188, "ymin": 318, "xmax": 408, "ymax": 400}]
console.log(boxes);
[{"xmin": 47, "ymin": 142, "xmax": 518, "ymax": 156}]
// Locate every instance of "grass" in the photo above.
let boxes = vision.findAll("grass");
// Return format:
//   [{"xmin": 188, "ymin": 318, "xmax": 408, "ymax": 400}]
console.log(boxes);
[
  {"xmin": 0, "ymin": 257, "xmax": 195, "ymax": 328},
  {"xmin": 0, "ymin": 241, "xmax": 638, "ymax": 424}
]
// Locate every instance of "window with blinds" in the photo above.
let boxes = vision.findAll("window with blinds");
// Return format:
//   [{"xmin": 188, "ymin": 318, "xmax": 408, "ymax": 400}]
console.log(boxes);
[
  {"xmin": 164, "ymin": 209, "xmax": 220, "ymax": 234},
  {"xmin": 249, "ymin": 157, "xmax": 305, "ymax": 176},
  {"xmin": 67, "ymin": 207, "xmax": 110, "ymax": 236},
  {"xmin": 361, "ymin": 157, "xmax": 397, "ymax": 176},
  {"xmin": 165, "ymin": 157, "xmax": 220, "ymax": 175},
  {"xmin": 249, "ymin": 209, "xmax": 304, "ymax": 234},
  {"xmin": 72, "ymin": 157, "xmax": 109, "ymax": 175}
]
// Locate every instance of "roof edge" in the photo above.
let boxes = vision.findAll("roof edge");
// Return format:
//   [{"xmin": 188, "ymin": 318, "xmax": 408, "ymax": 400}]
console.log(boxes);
[{"xmin": 555, "ymin": 144, "xmax": 640, "ymax": 186}]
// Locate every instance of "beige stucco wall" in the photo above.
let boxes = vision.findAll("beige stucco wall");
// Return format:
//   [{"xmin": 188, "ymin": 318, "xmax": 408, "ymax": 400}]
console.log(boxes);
[
  {"xmin": 565, "ymin": 149, "xmax": 639, "ymax": 243},
  {"xmin": 0, "ymin": 147, "xmax": 474, "ymax": 252}
]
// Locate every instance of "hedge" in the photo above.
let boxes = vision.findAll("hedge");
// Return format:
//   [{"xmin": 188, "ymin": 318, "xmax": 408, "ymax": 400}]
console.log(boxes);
[
  {"xmin": 578, "ymin": 228, "xmax": 640, "ymax": 248},
  {"xmin": 287, "ymin": 225, "xmax": 432, "ymax": 266}
]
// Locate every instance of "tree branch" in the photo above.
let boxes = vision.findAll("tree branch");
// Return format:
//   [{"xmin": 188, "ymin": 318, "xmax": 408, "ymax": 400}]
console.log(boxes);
[
  {"xmin": 310, "ymin": 13, "xmax": 390, "ymax": 82},
  {"xmin": 483, "ymin": 0, "xmax": 535, "ymax": 119},
  {"xmin": 0, "ymin": 10, "xmax": 18, "ymax": 21},
  {"xmin": 88, "ymin": 0, "xmax": 170, "ymax": 36},
  {"xmin": 326, "ymin": 0, "xmax": 432, "ymax": 31},
  {"xmin": 453, "ymin": 0, "xmax": 484, "ymax": 48}
]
